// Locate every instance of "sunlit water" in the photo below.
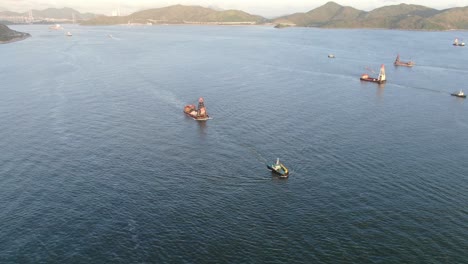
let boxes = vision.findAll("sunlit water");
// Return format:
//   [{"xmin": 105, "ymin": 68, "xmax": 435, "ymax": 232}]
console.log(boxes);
[{"xmin": 0, "ymin": 25, "xmax": 467, "ymax": 263}]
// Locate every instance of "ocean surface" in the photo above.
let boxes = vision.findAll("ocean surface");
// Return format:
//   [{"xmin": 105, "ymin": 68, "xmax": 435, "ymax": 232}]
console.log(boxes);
[{"xmin": 1, "ymin": 24, "xmax": 467, "ymax": 263}]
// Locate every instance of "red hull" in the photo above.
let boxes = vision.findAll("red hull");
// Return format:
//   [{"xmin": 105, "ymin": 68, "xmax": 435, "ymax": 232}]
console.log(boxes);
[
  {"xmin": 184, "ymin": 112, "xmax": 210, "ymax": 120},
  {"xmin": 183, "ymin": 98, "xmax": 210, "ymax": 121}
]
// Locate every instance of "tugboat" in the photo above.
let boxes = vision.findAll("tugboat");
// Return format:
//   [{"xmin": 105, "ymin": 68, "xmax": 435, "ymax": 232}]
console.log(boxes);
[
  {"xmin": 453, "ymin": 38, "xmax": 465, "ymax": 46},
  {"xmin": 267, "ymin": 158, "xmax": 289, "ymax": 178},
  {"xmin": 451, "ymin": 90, "xmax": 466, "ymax": 98},
  {"xmin": 360, "ymin": 64, "xmax": 386, "ymax": 84},
  {"xmin": 394, "ymin": 54, "xmax": 414, "ymax": 67},
  {"xmin": 184, "ymin": 97, "xmax": 211, "ymax": 121}
]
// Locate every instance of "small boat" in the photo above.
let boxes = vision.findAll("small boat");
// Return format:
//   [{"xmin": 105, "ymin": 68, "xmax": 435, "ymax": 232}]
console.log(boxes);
[
  {"xmin": 394, "ymin": 54, "xmax": 414, "ymax": 67},
  {"xmin": 267, "ymin": 158, "xmax": 289, "ymax": 178},
  {"xmin": 451, "ymin": 90, "xmax": 466, "ymax": 98},
  {"xmin": 360, "ymin": 64, "xmax": 386, "ymax": 84},
  {"xmin": 328, "ymin": 54, "xmax": 335, "ymax": 58},
  {"xmin": 184, "ymin": 97, "xmax": 211, "ymax": 121},
  {"xmin": 66, "ymin": 32, "xmax": 72, "ymax": 37},
  {"xmin": 453, "ymin": 38, "xmax": 465, "ymax": 46}
]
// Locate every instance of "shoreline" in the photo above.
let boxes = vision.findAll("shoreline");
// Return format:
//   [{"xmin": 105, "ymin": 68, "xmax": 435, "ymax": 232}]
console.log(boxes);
[
  {"xmin": 8, "ymin": 23, "xmax": 468, "ymax": 32},
  {"xmin": 0, "ymin": 33, "xmax": 31, "ymax": 44}
]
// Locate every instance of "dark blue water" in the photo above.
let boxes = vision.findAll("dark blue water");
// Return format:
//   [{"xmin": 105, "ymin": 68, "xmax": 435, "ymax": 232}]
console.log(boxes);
[{"xmin": 1, "ymin": 25, "xmax": 467, "ymax": 263}]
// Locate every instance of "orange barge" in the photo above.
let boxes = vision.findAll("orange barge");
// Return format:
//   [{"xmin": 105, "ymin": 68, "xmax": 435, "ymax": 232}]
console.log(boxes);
[
  {"xmin": 394, "ymin": 54, "xmax": 414, "ymax": 67},
  {"xmin": 360, "ymin": 64, "xmax": 386, "ymax": 84},
  {"xmin": 184, "ymin": 97, "xmax": 211, "ymax": 121}
]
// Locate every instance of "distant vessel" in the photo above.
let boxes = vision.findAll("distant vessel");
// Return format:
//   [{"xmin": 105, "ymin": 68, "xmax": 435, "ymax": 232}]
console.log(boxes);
[
  {"xmin": 453, "ymin": 38, "xmax": 465, "ymax": 46},
  {"xmin": 184, "ymin": 97, "xmax": 211, "ymax": 121},
  {"xmin": 328, "ymin": 54, "xmax": 335, "ymax": 58},
  {"xmin": 451, "ymin": 90, "xmax": 466, "ymax": 98},
  {"xmin": 394, "ymin": 54, "xmax": 414, "ymax": 67},
  {"xmin": 49, "ymin": 24, "xmax": 63, "ymax": 30},
  {"xmin": 267, "ymin": 158, "xmax": 289, "ymax": 178},
  {"xmin": 66, "ymin": 32, "xmax": 72, "ymax": 37},
  {"xmin": 360, "ymin": 64, "xmax": 386, "ymax": 84}
]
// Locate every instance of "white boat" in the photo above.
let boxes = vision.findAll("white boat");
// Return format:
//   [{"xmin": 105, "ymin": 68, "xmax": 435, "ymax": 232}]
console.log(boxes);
[
  {"xmin": 66, "ymin": 32, "xmax": 72, "ymax": 37},
  {"xmin": 453, "ymin": 38, "xmax": 465, "ymax": 46},
  {"xmin": 49, "ymin": 24, "xmax": 63, "ymax": 30}
]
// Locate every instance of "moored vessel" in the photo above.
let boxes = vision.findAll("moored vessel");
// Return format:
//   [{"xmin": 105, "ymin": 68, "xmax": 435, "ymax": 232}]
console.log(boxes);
[
  {"xmin": 360, "ymin": 64, "xmax": 386, "ymax": 84},
  {"xmin": 394, "ymin": 54, "xmax": 414, "ymax": 67},
  {"xmin": 49, "ymin": 24, "xmax": 63, "ymax": 30},
  {"xmin": 267, "ymin": 158, "xmax": 289, "ymax": 178},
  {"xmin": 451, "ymin": 90, "xmax": 466, "ymax": 98},
  {"xmin": 184, "ymin": 97, "xmax": 211, "ymax": 121}
]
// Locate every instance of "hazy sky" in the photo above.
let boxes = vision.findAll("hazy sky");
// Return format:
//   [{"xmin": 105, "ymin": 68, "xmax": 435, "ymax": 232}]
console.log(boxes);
[{"xmin": 1, "ymin": 0, "xmax": 468, "ymax": 17}]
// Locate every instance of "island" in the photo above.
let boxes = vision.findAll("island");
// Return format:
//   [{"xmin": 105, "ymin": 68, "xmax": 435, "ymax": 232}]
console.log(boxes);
[
  {"xmin": 0, "ymin": 24, "xmax": 30, "ymax": 44},
  {"xmin": 2, "ymin": 2, "xmax": 468, "ymax": 31}
]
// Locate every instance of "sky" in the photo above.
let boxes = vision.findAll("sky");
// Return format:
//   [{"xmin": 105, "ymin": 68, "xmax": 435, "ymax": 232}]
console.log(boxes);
[{"xmin": 1, "ymin": 0, "xmax": 468, "ymax": 17}]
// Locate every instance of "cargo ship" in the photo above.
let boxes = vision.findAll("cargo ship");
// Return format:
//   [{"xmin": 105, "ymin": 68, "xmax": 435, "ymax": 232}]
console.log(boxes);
[
  {"xmin": 267, "ymin": 158, "xmax": 289, "ymax": 178},
  {"xmin": 394, "ymin": 54, "xmax": 414, "ymax": 67},
  {"xmin": 184, "ymin": 97, "xmax": 211, "ymax": 121},
  {"xmin": 360, "ymin": 64, "xmax": 386, "ymax": 84}
]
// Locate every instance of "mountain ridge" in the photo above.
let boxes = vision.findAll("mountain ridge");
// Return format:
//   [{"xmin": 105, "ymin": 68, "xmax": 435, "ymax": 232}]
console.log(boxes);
[
  {"xmin": 273, "ymin": 1, "xmax": 468, "ymax": 30},
  {"xmin": 81, "ymin": 5, "xmax": 265, "ymax": 25},
  {"xmin": 2, "ymin": 2, "xmax": 468, "ymax": 30},
  {"xmin": 0, "ymin": 7, "xmax": 97, "ymax": 22}
]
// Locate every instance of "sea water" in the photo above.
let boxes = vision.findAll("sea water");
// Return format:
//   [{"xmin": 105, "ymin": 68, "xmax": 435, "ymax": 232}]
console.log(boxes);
[{"xmin": 0, "ymin": 25, "xmax": 467, "ymax": 263}]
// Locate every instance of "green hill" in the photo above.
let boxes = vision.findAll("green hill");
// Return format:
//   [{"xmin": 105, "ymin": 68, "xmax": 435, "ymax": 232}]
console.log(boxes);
[
  {"xmin": 32, "ymin": 8, "xmax": 95, "ymax": 20},
  {"xmin": 273, "ymin": 2, "xmax": 364, "ymax": 27},
  {"xmin": 0, "ymin": 8, "xmax": 96, "ymax": 21},
  {"xmin": 82, "ymin": 5, "xmax": 265, "ymax": 25},
  {"xmin": 428, "ymin": 7, "xmax": 468, "ymax": 29},
  {"xmin": 273, "ymin": 1, "xmax": 468, "ymax": 30}
]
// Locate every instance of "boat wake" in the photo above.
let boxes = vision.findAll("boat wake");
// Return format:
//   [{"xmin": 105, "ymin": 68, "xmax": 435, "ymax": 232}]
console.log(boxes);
[
  {"xmin": 154, "ymin": 89, "xmax": 185, "ymax": 109},
  {"xmin": 133, "ymin": 71, "xmax": 185, "ymax": 109},
  {"xmin": 107, "ymin": 34, "xmax": 122, "ymax": 40},
  {"xmin": 391, "ymin": 83, "xmax": 448, "ymax": 94},
  {"xmin": 240, "ymin": 143, "xmax": 268, "ymax": 165}
]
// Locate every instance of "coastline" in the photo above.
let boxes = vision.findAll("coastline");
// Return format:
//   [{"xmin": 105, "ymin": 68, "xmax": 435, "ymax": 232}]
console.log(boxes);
[
  {"xmin": 75, "ymin": 21, "xmax": 466, "ymax": 31},
  {"xmin": 0, "ymin": 24, "xmax": 31, "ymax": 44},
  {"xmin": 0, "ymin": 33, "xmax": 31, "ymax": 44}
]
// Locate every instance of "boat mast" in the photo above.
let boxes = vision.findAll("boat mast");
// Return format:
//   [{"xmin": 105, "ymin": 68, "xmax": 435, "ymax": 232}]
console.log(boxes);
[{"xmin": 378, "ymin": 64, "xmax": 386, "ymax": 81}]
